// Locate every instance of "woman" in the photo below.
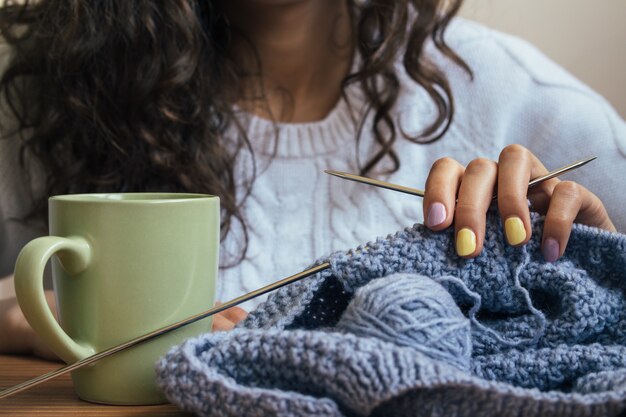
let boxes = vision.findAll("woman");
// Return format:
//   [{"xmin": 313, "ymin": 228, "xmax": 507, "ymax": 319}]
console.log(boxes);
[{"xmin": 0, "ymin": 0, "xmax": 624, "ymax": 359}]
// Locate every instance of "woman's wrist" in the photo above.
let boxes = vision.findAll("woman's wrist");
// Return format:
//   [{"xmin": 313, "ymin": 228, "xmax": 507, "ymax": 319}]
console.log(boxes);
[
  {"xmin": 0, "ymin": 297, "xmax": 28, "ymax": 353},
  {"xmin": 0, "ymin": 273, "xmax": 16, "ymax": 301}
]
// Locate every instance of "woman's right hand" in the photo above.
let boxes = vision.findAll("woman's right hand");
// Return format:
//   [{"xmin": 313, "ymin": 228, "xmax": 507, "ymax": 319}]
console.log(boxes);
[
  {"xmin": 422, "ymin": 145, "xmax": 615, "ymax": 261},
  {"xmin": 0, "ymin": 291, "xmax": 60, "ymax": 361}
]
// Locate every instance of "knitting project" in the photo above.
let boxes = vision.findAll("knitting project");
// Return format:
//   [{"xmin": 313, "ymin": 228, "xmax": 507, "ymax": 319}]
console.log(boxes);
[{"xmin": 156, "ymin": 211, "xmax": 626, "ymax": 417}]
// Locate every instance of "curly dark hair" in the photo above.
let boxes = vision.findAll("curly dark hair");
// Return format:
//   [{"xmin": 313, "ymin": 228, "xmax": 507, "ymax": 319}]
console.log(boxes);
[{"xmin": 0, "ymin": 0, "xmax": 469, "ymax": 265}]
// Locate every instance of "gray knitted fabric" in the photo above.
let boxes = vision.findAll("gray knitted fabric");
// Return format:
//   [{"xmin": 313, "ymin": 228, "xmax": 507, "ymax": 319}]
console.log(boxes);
[{"xmin": 156, "ymin": 211, "xmax": 626, "ymax": 417}]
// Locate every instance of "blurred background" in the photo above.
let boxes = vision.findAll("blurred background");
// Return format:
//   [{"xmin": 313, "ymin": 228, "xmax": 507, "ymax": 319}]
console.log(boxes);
[{"xmin": 461, "ymin": 0, "xmax": 626, "ymax": 117}]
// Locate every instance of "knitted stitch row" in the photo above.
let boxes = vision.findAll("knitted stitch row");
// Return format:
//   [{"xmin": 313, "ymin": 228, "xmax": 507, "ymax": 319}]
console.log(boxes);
[{"xmin": 156, "ymin": 211, "xmax": 626, "ymax": 417}]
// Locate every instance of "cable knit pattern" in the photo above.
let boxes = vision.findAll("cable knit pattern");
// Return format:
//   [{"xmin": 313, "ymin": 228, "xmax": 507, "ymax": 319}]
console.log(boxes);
[
  {"xmin": 2, "ymin": 19, "xmax": 625, "ymax": 305},
  {"xmin": 156, "ymin": 211, "xmax": 626, "ymax": 416}
]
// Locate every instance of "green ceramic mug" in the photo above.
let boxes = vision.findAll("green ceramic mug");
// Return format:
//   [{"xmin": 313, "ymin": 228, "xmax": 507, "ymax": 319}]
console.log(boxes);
[{"xmin": 13, "ymin": 193, "xmax": 219, "ymax": 405}]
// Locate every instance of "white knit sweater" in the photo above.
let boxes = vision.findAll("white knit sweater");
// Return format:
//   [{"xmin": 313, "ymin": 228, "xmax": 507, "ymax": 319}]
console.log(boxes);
[{"xmin": 1, "ymin": 19, "xmax": 625, "ymax": 308}]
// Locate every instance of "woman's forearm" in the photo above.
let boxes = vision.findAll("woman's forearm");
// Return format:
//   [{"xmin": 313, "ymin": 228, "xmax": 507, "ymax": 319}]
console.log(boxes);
[
  {"xmin": 0, "ymin": 289, "xmax": 59, "ymax": 360},
  {"xmin": 0, "ymin": 274, "xmax": 15, "ymax": 300},
  {"xmin": 0, "ymin": 295, "xmax": 25, "ymax": 353}
]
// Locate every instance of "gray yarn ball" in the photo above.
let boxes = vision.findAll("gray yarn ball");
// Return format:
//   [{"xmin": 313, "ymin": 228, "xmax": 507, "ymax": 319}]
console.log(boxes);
[{"xmin": 336, "ymin": 273, "xmax": 472, "ymax": 370}]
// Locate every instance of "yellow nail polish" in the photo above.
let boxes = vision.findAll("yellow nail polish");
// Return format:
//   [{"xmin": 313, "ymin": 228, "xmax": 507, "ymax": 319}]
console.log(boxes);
[
  {"xmin": 456, "ymin": 228, "xmax": 476, "ymax": 256},
  {"xmin": 505, "ymin": 217, "xmax": 527, "ymax": 245}
]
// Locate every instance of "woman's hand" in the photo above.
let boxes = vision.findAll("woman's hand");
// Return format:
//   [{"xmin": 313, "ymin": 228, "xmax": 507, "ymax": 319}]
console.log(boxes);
[
  {"xmin": 0, "ymin": 292, "xmax": 247, "ymax": 360},
  {"xmin": 0, "ymin": 291, "xmax": 60, "ymax": 361},
  {"xmin": 211, "ymin": 302, "xmax": 248, "ymax": 331},
  {"xmin": 423, "ymin": 144, "xmax": 616, "ymax": 261}
]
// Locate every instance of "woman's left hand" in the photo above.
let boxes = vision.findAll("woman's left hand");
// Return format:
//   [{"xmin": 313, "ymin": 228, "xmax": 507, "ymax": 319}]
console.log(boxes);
[
  {"xmin": 423, "ymin": 144, "xmax": 616, "ymax": 261},
  {"xmin": 211, "ymin": 302, "xmax": 248, "ymax": 331}
]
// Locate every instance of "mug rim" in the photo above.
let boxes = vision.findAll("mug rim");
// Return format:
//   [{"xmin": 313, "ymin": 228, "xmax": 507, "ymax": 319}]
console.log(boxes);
[{"xmin": 50, "ymin": 193, "xmax": 218, "ymax": 204}]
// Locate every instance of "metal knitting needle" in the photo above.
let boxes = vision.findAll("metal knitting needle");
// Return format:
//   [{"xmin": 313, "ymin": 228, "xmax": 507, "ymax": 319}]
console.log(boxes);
[
  {"xmin": 325, "ymin": 156, "xmax": 597, "ymax": 200},
  {"xmin": 0, "ymin": 262, "xmax": 331, "ymax": 400},
  {"xmin": 0, "ymin": 156, "xmax": 597, "ymax": 400}
]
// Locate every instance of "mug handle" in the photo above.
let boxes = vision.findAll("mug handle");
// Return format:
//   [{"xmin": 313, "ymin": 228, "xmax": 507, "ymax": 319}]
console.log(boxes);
[{"xmin": 14, "ymin": 236, "xmax": 95, "ymax": 363}]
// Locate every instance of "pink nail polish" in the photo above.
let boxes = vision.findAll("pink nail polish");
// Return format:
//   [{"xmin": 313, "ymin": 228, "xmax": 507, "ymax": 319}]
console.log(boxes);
[
  {"xmin": 542, "ymin": 238, "xmax": 560, "ymax": 262},
  {"xmin": 426, "ymin": 202, "xmax": 446, "ymax": 227}
]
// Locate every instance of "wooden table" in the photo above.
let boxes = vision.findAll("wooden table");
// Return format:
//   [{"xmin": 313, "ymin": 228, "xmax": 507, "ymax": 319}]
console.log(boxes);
[{"xmin": 0, "ymin": 355, "xmax": 192, "ymax": 416}]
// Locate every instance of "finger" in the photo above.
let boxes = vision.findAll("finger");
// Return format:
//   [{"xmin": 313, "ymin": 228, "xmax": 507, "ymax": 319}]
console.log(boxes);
[
  {"xmin": 541, "ymin": 181, "xmax": 583, "ymax": 262},
  {"xmin": 211, "ymin": 314, "xmax": 235, "ymax": 332},
  {"xmin": 542, "ymin": 181, "xmax": 615, "ymax": 262},
  {"xmin": 525, "ymin": 154, "xmax": 560, "ymax": 215},
  {"xmin": 423, "ymin": 157, "xmax": 465, "ymax": 231},
  {"xmin": 497, "ymin": 145, "xmax": 535, "ymax": 246},
  {"xmin": 455, "ymin": 158, "xmax": 498, "ymax": 258},
  {"xmin": 213, "ymin": 301, "xmax": 247, "ymax": 324},
  {"xmin": 527, "ymin": 185, "xmax": 555, "ymax": 215},
  {"xmin": 570, "ymin": 188, "xmax": 616, "ymax": 232},
  {"xmin": 220, "ymin": 306, "xmax": 248, "ymax": 324}
]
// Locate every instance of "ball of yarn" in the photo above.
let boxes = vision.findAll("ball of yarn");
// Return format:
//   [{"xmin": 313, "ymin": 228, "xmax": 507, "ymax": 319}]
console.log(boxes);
[{"xmin": 335, "ymin": 273, "xmax": 472, "ymax": 370}]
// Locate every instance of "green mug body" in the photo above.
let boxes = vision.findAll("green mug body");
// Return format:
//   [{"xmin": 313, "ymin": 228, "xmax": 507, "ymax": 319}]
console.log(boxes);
[{"xmin": 14, "ymin": 193, "xmax": 219, "ymax": 404}]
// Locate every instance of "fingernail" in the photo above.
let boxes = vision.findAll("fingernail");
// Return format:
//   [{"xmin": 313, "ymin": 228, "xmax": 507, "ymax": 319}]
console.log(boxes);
[
  {"xmin": 542, "ymin": 238, "xmax": 560, "ymax": 262},
  {"xmin": 426, "ymin": 202, "xmax": 447, "ymax": 227},
  {"xmin": 505, "ymin": 216, "xmax": 526, "ymax": 246},
  {"xmin": 456, "ymin": 228, "xmax": 476, "ymax": 256}
]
